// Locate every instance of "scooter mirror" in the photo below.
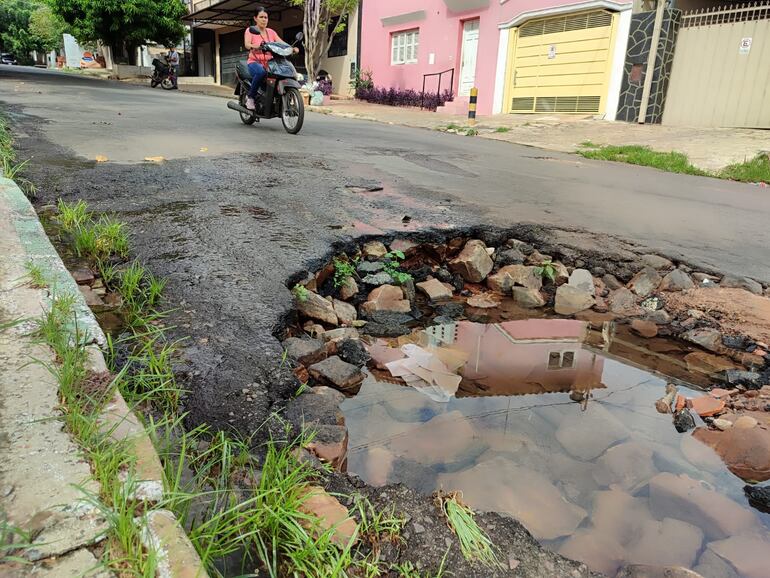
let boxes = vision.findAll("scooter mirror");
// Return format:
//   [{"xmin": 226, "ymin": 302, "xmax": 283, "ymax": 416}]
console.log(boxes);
[
  {"xmin": 249, "ymin": 26, "xmax": 260, "ymax": 34},
  {"xmin": 295, "ymin": 31, "xmax": 304, "ymax": 42}
]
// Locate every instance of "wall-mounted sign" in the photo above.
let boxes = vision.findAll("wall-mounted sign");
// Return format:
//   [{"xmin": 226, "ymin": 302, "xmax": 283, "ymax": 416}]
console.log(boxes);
[
  {"xmin": 548, "ymin": 45, "xmax": 557, "ymax": 59},
  {"xmin": 739, "ymin": 37, "xmax": 752, "ymax": 54}
]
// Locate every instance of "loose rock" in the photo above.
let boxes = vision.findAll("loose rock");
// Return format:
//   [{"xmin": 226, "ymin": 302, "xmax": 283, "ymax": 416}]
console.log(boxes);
[
  {"xmin": 297, "ymin": 291, "xmax": 338, "ymax": 326},
  {"xmin": 361, "ymin": 285, "xmax": 411, "ymax": 314},
  {"xmin": 487, "ymin": 265, "xmax": 542, "ymax": 293},
  {"xmin": 744, "ymin": 484, "xmax": 770, "ymax": 513},
  {"xmin": 630, "ymin": 319, "xmax": 658, "ymax": 338},
  {"xmin": 283, "ymin": 337, "xmax": 327, "ymax": 366},
  {"xmin": 339, "ymin": 277, "xmax": 358, "ymax": 300},
  {"xmin": 660, "ymin": 269, "xmax": 695, "ymax": 292},
  {"xmin": 333, "ymin": 299, "xmax": 357, "ymax": 326},
  {"xmin": 362, "ymin": 241, "xmax": 388, "ymax": 259},
  {"xmin": 448, "ymin": 239, "xmax": 494, "ymax": 283},
  {"xmin": 683, "ymin": 328, "xmax": 722, "ymax": 353},
  {"xmin": 495, "ymin": 247, "xmax": 525, "ymax": 267},
  {"xmin": 337, "ymin": 339, "xmax": 370, "ymax": 367},
  {"xmin": 673, "ymin": 409, "xmax": 696, "ymax": 433},
  {"xmin": 308, "ymin": 356, "xmax": 366, "ymax": 393},
  {"xmin": 641, "ymin": 254, "xmax": 674, "ymax": 270},
  {"xmin": 467, "ymin": 293, "xmax": 501, "ymax": 309},
  {"xmin": 609, "ymin": 288, "xmax": 643, "ymax": 316},
  {"xmin": 628, "ymin": 267, "xmax": 662, "ymax": 297},
  {"xmin": 357, "ymin": 261, "xmax": 384, "ymax": 274},
  {"xmin": 361, "ymin": 272, "xmax": 395, "ymax": 286},
  {"xmin": 512, "ymin": 286, "xmax": 546, "ymax": 308},
  {"xmin": 554, "ymin": 285, "xmax": 595, "ymax": 315},
  {"xmin": 720, "ymin": 274, "xmax": 763, "ymax": 295},
  {"xmin": 416, "ymin": 278, "xmax": 453, "ymax": 302},
  {"xmin": 568, "ymin": 269, "xmax": 595, "ymax": 294}
]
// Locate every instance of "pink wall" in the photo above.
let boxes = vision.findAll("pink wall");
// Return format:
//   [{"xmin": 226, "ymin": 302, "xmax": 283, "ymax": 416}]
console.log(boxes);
[{"xmin": 360, "ymin": 0, "xmax": 629, "ymax": 115}]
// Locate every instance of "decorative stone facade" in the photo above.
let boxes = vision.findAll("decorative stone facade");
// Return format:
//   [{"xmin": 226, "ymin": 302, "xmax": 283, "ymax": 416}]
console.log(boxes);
[{"xmin": 616, "ymin": 9, "xmax": 681, "ymax": 123}]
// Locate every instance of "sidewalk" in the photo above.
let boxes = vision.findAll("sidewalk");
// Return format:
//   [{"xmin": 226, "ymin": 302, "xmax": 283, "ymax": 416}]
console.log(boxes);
[
  {"xmin": 0, "ymin": 179, "xmax": 109, "ymax": 577},
  {"xmin": 308, "ymin": 100, "xmax": 770, "ymax": 172}
]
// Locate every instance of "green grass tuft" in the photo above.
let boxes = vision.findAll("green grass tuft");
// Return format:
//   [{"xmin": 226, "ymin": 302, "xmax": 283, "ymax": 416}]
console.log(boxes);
[
  {"xmin": 437, "ymin": 492, "xmax": 501, "ymax": 569},
  {"xmin": 719, "ymin": 153, "xmax": 770, "ymax": 183},
  {"xmin": 577, "ymin": 144, "xmax": 708, "ymax": 176},
  {"xmin": 24, "ymin": 260, "xmax": 47, "ymax": 288}
]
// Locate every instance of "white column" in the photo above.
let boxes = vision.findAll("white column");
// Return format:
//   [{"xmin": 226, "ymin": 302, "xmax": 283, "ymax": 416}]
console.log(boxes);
[
  {"xmin": 605, "ymin": 9, "xmax": 632, "ymax": 122},
  {"xmin": 492, "ymin": 29, "xmax": 510, "ymax": 115}
]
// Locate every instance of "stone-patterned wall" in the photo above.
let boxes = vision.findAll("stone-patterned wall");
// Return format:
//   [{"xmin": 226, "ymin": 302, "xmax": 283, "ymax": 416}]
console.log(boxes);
[{"xmin": 616, "ymin": 9, "xmax": 682, "ymax": 123}]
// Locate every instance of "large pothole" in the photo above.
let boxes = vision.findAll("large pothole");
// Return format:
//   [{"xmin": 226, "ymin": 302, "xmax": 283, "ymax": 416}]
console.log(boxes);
[{"xmin": 282, "ymin": 231, "xmax": 770, "ymax": 578}]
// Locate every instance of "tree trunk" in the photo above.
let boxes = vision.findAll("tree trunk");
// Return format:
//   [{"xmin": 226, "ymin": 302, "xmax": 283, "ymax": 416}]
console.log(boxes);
[{"xmin": 302, "ymin": 0, "xmax": 349, "ymax": 82}]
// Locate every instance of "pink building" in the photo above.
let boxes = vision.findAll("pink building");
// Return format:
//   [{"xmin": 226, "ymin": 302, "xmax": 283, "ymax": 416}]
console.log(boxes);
[{"xmin": 360, "ymin": 0, "xmax": 632, "ymax": 117}]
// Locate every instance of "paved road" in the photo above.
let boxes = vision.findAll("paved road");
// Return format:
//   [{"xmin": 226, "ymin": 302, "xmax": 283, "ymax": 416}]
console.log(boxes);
[{"xmin": 2, "ymin": 67, "xmax": 768, "ymax": 282}]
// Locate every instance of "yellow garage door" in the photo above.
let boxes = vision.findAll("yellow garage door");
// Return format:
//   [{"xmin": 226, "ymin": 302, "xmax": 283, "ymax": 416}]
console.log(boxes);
[{"xmin": 504, "ymin": 10, "xmax": 617, "ymax": 114}]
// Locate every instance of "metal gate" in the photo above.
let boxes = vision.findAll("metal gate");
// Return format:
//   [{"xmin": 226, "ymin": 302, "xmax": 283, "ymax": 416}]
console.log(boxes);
[
  {"xmin": 505, "ymin": 10, "xmax": 617, "ymax": 114},
  {"xmin": 663, "ymin": 2, "xmax": 770, "ymax": 128}
]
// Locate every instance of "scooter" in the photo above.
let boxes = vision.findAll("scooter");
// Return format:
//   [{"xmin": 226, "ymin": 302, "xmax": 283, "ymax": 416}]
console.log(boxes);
[
  {"xmin": 150, "ymin": 58, "xmax": 176, "ymax": 90},
  {"xmin": 227, "ymin": 30, "xmax": 305, "ymax": 135}
]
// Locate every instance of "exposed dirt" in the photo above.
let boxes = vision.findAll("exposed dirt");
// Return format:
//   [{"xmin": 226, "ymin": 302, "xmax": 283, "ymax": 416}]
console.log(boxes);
[{"xmin": 666, "ymin": 288, "xmax": 770, "ymax": 344}]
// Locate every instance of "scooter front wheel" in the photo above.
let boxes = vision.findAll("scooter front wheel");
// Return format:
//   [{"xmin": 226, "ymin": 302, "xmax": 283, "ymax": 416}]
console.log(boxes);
[
  {"xmin": 281, "ymin": 87, "xmax": 304, "ymax": 135},
  {"xmin": 161, "ymin": 78, "xmax": 175, "ymax": 90}
]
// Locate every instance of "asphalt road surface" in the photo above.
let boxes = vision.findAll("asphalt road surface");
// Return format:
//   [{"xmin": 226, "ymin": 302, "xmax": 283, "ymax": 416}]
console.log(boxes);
[{"xmin": 2, "ymin": 65, "xmax": 768, "ymax": 436}]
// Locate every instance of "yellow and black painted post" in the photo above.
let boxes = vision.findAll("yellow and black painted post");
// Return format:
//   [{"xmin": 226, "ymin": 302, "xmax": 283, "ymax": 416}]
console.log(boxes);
[{"xmin": 468, "ymin": 87, "xmax": 478, "ymax": 126}]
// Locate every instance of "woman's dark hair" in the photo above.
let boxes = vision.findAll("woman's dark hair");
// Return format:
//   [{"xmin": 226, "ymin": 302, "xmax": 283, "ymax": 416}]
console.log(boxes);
[{"xmin": 253, "ymin": 6, "xmax": 268, "ymax": 17}]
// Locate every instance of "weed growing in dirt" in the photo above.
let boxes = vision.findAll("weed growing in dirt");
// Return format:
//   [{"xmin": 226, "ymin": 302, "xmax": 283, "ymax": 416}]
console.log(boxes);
[
  {"xmin": 57, "ymin": 200, "xmax": 130, "ymax": 262},
  {"xmin": 32, "ymin": 294, "xmax": 160, "ymax": 575},
  {"xmin": 390, "ymin": 552, "xmax": 450, "ymax": 578},
  {"xmin": 436, "ymin": 491, "xmax": 501, "ymax": 569},
  {"xmin": 24, "ymin": 260, "xmax": 47, "ymax": 288},
  {"xmin": 534, "ymin": 260, "xmax": 557, "ymax": 283},
  {"xmin": 719, "ymin": 153, "xmax": 770, "ymax": 184},
  {"xmin": 494, "ymin": 127, "xmax": 510, "ymax": 133},
  {"xmin": 383, "ymin": 251, "xmax": 413, "ymax": 285},
  {"xmin": 465, "ymin": 129, "xmax": 479, "ymax": 137},
  {"xmin": 0, "ymin": 516, "xmax": 34, "ymax": 565},
  {"xmin": 333, "ymin": 257, "xmax": 358, "ymax": 288},
  {"xmin": 293, "ymin": 283, "xmax": 310, "ymax": 302},
  {"xmin": 577, "ymin": 144, "xmax": 708, "ymax": 176},
  {"xmin": 0, "ymin": 114, "xmax": 36, "ymax": 197},
  {"xmin": 355, "ymin": 495, "xmax": 405, "ymax": 558}
]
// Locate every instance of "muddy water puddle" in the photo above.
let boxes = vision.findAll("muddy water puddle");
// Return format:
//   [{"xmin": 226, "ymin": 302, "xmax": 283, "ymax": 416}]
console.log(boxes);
[{"xmin": 341, "ymin": 319, "xmax": 770, "ymax": 578}]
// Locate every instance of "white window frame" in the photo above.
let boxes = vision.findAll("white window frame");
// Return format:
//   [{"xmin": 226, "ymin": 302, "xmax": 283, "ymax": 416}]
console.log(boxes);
[{"xmin": 391, "ymin": 29, "xmax": 419, "ymax": 65}]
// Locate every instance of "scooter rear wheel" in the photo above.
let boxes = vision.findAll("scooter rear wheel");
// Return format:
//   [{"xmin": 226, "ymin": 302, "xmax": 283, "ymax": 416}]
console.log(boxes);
[
  {"xmin": 239, "ymin": 92, "xmax": 257, "ymax": 125},
  {"xmin": 150, "ymin": 79, "xmax": 159, "ymax": 88}
]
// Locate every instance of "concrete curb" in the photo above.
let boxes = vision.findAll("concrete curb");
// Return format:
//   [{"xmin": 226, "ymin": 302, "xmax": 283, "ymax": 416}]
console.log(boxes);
[{"xmin": 0, "ymin": 177, "xmax": 208, "ymax": 578}]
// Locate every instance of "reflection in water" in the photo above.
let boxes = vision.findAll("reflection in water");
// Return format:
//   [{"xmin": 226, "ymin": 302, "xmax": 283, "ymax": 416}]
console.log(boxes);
[{"xmin": 341, "ymin": 320, "xmax": 770, "ymax": 578}]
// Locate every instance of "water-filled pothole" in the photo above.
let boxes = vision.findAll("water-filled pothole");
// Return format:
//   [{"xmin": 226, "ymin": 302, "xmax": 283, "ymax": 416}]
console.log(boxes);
[
  {"xmin": 284, "ymin": 232, "xmax": 770, "ymax": 578},
  {"xmin": 340, "ymin": 318, "xmax": 770, "ymax": 577}
]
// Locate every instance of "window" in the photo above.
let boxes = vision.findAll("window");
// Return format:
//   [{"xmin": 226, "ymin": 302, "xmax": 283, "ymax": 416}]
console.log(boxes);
[
  {"xmin": 548, "ymin": 351, "xmax": 576, "ymax": 370},
  {"xmin": 391, "ymin": 29, "xmax": 419, "ymax": 65}
]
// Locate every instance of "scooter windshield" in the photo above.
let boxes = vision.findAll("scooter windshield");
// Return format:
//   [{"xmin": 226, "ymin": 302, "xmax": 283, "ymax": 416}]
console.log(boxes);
[{"xmin": 263, "ymin": 42, "xmax": 293, "ymax": 57}]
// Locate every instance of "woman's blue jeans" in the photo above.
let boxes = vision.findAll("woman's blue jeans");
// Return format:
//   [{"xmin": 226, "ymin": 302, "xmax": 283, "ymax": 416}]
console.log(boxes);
[{"xmin": 247, "ymin": 63, "xmax": 267, "ymax": 99}]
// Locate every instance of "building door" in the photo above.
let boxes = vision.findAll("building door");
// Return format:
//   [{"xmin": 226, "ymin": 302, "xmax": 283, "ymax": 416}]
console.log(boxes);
[
  {"xmin": 197, "ymin": 42, "xmax": 212, "ymax": 77},
  {"xmin": 505, "ymin": 10, "xmax": 617, "ymax": 114},
  {"xmin": 459, "ymin": 19, "xmax": 480, "ymax": 97}
]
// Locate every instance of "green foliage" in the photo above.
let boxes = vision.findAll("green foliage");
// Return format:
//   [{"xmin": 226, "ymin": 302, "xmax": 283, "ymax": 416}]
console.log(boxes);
[
  {"xmin": 382, "ymin": 250, "xmax": 412, "ymax": 285},
  {"xmin": 56, "ymin": 200, "xmax": 130, "ymax": 262},
  {"xmin": 494, "ymin": 126, "xmax": 510, "ymax": 133},
  {"xmin": 292, "ymin": 283, "xmax": 310, "ymax": 302},
  {"xmin": 719, "ymin": 153, "xmax": 770, "ymax": 184},
  {"xmin": 577, "ymin": 144, "xmax": 709, "ymax": 176},
  {"xmin": 28, "ymin": 4, "xmax": 67, "ymax": 51},
  {"xmin": 437, "ymin": 492, "xmax": 501, "ymax": 568},
  {"xmin": 24, "ymin": 260, "xmax": 47, "ymax": 288},
  {"xmin": 534, "ymin": 260, "xmax": 557, "ymax": 283},
  {"xmin": 350, "ymin": 67, "xmax": 373, "ymax": 91},
  {"xmin": 333, "ymin": 257, "xmax": 357, "ymax": 288},
  {"xmin": 47, "ymin": 0, "xmax": 187, "ymax": 49}
]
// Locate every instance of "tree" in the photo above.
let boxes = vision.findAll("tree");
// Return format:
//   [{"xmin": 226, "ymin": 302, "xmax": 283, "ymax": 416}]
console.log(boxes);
[
  {"xmin": 0, "ymin": 0, "xmax": 37, "ymax": 61},
  {"xmin": 46, "ymin": 0, "xmax": 187, "ymax": 62},
  {"xmin": 289, "ymin": 0, "xmax": 358, "ymax": 82},
  {"xmin": 29, "ymin": 5, "xmax": 67, "ymax": 52}
]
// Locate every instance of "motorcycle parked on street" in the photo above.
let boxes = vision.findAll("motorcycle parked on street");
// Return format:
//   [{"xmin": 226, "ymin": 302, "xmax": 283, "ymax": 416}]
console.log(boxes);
[
  {"xmin": 226, "ymin": 30, "xmax": 305, "ymax": 135},
  {"xmin": 150, "ymin": 57, "xmax": 176, "ymax": 90}
]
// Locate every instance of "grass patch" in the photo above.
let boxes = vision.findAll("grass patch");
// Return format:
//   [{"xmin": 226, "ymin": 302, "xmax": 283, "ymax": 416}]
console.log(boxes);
[
  {"xmin": 24, "ymin": 260, "xmax": 47, "ymax": 288},
  {"xmin": 436, "ymin": 491, "xmax": 501, "ymax": 569},
  {"xmin": 0, "ymin": 113, "xmax": 36, "ymax": 197},
  {"xmin": 57, "ymin": 199, "xmax": 130, "ymax": 262},
  {"xmin": 719, "ymin": 153, "xmax": 770, "ymax": 183},
  {"xmin": 577, "ymin": 144, "xmax": 708, "ymax": 176},
  {"xmin": 494, "ymin": 126, "xmax": 510, "ymax": 133}
]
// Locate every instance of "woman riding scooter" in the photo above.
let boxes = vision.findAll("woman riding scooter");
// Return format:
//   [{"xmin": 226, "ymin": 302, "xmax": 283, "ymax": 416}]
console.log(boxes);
[{"xmin": 244, "ymin": 6, "xmax": 299, "ymax": 111}]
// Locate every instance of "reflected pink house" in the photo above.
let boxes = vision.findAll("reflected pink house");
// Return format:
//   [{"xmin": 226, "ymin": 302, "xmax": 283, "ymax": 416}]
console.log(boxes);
[{"xmin": 360, "ymin": 0, "xmax": 632, "ymax": 116}]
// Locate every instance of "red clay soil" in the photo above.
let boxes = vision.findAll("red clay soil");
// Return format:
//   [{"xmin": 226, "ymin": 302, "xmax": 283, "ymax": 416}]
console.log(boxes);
[{"xmin": 665, "ymin": 288, "xmax": 770, "ymax": 344}]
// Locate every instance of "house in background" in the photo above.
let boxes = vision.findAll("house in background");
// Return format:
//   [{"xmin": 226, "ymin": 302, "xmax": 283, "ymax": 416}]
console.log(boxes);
[
  {"xmin": 184, "ymin": 0, "xmax": 360, "ymax": 92},
  {"xmin": 360, "ymin": 0, "xmax": 633, "ymax": 117}
]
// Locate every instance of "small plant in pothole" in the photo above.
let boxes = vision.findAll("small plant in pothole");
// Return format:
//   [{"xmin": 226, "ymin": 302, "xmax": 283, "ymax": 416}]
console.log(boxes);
[
  {"xmin": 436, "ymin": 491, "xmax": 501, "ymax": 569},
  {"xmin": 383, "ymin": 250, "xmax": 412, "ymax": 285},
  {"xmin": 292, "ymin": 282, "xmax": 310, "ymax": 302},
  {"xmin": 534, "ymin": 259, "xmax": 557, "ymax": 283},
  {"xmin": 333, "ymin": 257, "xmax": 359, "ymax": 288}
]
